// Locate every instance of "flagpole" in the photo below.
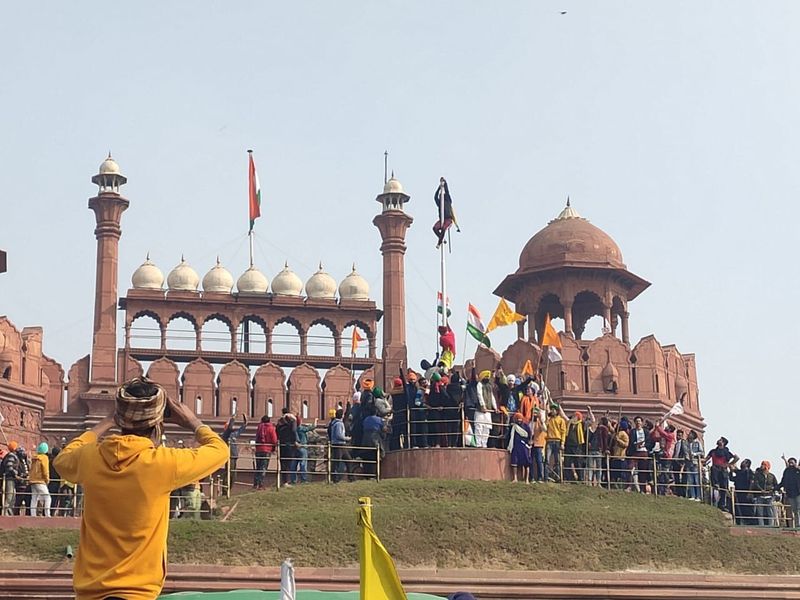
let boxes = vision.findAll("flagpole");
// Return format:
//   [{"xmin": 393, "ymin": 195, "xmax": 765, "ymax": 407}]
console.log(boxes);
[{"xmin": 438, "ymin": 179, "xmax": 448, "ymax": 329}]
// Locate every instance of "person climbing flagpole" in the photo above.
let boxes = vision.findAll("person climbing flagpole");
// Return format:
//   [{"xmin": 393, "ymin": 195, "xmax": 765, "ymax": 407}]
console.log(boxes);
[{"xmin": 434, "ymin": 178, "xmax": 458, "ymax": 369}]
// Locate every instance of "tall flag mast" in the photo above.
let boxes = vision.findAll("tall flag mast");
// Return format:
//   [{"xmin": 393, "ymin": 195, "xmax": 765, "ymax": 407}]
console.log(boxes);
[{"xmin": 247, "ymin": 149, "xmax": 262, "ymax": 267}]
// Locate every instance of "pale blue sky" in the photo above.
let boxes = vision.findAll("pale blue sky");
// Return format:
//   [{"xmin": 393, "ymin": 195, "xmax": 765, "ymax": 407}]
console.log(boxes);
[{"xmin": 2, "ymin": 2, "xmax": 799, "ymax": 468}]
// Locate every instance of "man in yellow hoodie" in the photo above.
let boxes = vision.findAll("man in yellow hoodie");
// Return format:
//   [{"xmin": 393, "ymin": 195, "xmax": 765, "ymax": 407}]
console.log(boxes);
[{"xmin": 54, "ymin": 377, "xmax": 229, "ymax": 600}]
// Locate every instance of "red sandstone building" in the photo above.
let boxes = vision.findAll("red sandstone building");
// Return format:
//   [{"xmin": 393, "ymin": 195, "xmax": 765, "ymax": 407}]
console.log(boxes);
[{"xmin": 0, "ymin": 155, "xmax": 703, "ymax": 453}]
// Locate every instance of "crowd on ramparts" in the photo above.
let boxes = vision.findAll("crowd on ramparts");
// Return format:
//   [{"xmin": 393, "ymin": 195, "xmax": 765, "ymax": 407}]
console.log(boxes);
[{"xmin": 3, "ymin": 363, "xmax": 799, "ymax": 530}]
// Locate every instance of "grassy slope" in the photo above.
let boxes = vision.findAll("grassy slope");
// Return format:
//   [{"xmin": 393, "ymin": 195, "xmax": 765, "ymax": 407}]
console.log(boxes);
[{"xmin": 2, "ymin": 480, "xmax": 799, "ymax": 574}]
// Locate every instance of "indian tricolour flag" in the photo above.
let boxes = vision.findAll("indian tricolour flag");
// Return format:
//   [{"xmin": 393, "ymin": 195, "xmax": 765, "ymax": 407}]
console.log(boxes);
[
  {"xmin": 436, "ymin": 291, "xmax": 452, "ymax": 317},
  {"xmin": 248, "ymin": 150, "xmax": 261, "ymax": 232},
  {"xmin": 466, "ymin": 303, "xmax": 491, "ymax": 347}
]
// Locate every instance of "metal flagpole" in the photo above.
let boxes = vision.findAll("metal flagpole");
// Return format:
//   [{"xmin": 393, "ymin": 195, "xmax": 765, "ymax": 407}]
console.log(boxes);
[{"xmin": 439, "ymin": 179, "xmax": 448, "ymax": 329}]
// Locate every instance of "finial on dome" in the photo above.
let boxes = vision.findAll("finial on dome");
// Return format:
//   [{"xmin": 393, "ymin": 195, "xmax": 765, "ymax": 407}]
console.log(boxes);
[
  {"xmin": 181, "ymin": 253, "xmax": 185, "ymax": 262},
  {"xmin": 146, "ymin": 251, "xmax": 150, "ymax": 261},
  {"xmin": 319, "ymin": 261, "xmax": 323, "ymax": 271},
  {"xmin": 216, "ymin": 256, "xmax": 221, "ymax": 266},
  {"xmin": 566, "ymin": 196, "xmax": 571, "ymax": 207},
  {"xmin": 352, "ymin": 262, "xmax": 357, "ymax": 272},
  {"xmin": 284, "ymin": 260, "xmax": 289, "ymax": 268}
]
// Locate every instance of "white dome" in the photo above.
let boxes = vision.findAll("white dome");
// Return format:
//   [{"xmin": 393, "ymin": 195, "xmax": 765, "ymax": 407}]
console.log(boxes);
[
  {"xmin": 383, "ymin": 176, "xmax": 405, "ymax": 194},
  {"xmin": 306, "ymin": 263, "xmax": 337, "ymax": 299},
  {"xmin": 167, "ymin": 256, "xmax": 200, "ymax": 291},
  {"xmin": 271, "ymin": 262, "xmax": 303, "ymax": 296},
  {"xmin": 202, "ymin": 258, "xmax": 234, "ymax": 294},
  {"xmin": 99, "ymin": 154, "xmax": 120, "ymax": 175},
  {"xmin": 237, "ymin": 266, "xmax": 269, "ymax": 294},
  {"xmin": 338, "ymin": 264, "xmax": 369, "ymax": 300},
  {"xmin": 131, "ymin": 255, "xmax": 164, "ymax": 290}
]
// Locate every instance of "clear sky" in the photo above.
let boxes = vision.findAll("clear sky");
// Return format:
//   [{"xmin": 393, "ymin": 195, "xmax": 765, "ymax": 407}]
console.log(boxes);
[{"xmin": 2, "ymin": 2, "xmax": 798, "ymax": 469}]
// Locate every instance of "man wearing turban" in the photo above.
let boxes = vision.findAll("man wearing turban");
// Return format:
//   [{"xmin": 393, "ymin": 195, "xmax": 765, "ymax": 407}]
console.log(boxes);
[{"xmin": 54, "ymin": 377, "xmax": 229, "ymax": 600}]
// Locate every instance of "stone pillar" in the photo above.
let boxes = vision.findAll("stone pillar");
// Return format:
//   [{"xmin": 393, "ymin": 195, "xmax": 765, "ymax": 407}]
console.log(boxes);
[
  {"xmin": 621, "ymin": 312, "xmax": 630, "ymax": 345},
  {"xmin": 603, "ymin": 304, "xmax": 612, "ymax": 331},
  {"xmin": 516, "ymin": 319, "xmax": 526, "ymax": 340},
  {"xmin": 160, "ymin": 326, "xmax": 167, "ymax": 351},
  {"xmin": 373, "ymin": 183, "xmax": 413, "ymax": 386},
  {"xmin": 300, "ymin": 330, "xmax": 308, "ymax": 355},
  {"xmin": 563, "ymin": 300, "xmax": 574, "ymax": 338},
  {"xmin": 88, "ymin": 193, "xmax": 129, "ymax": 384},
  {"xmin": 334, "ymin": 333, "xmax": 342, "ymax": 358}
]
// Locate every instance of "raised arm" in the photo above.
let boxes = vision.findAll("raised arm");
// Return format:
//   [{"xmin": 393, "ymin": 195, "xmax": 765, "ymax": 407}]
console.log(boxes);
[{"xmin": 53, "ymin": 414, "xmax": 116, "ymax": 483}]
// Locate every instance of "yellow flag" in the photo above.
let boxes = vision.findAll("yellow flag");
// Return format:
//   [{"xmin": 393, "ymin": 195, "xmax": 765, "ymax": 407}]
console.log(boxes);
[
  {"xmin": 359, "ymin": 497, "xmax": 407, "ymax": 600},
  {"xmin": 486, "ymin": 298, "xmax": 525, "ymax": 333},
  {"xmin": 541, "ymin": 313, "xmax": 562, "ymax": 349},
  {"xmin": 521, "ymin": 359, "xmax": 534, "ymax": 377}
]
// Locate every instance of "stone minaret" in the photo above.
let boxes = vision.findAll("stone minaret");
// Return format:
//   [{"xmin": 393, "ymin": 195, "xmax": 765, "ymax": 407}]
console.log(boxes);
[
  {"xmin": 87, "ymin": 154, "xmax": 129, "ymax": 390},
  {"xmin": 373, "ymin": 175, "xmax": 413, "ymax": 385}
]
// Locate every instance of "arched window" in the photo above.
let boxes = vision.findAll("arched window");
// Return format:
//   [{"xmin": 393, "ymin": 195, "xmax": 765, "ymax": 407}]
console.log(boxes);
[
  {"xmin": 195, "ymin": 395, "xmax": 203, "ymax": 414},
  {"xmin": 302, "ymin": 400, "xmax": 309, "ymax": 419}
]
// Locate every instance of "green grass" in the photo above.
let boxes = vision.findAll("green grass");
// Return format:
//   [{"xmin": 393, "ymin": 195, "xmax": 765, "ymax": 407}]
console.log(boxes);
[{"xmin": 2, "ymin": 480, "xmax": 800, "ymax": 574}]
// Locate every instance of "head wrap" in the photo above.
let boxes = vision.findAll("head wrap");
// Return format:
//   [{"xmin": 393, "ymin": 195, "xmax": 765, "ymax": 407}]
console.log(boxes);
[
  {"xmin": 393, "ymin": 377, "xmax": 403, "ymax": 387},
  {"xmin": 114, "ymin": 377, "xmax": 167, "ymax": 438},
  {"xmin": 761, "ymin": 460, "xmax": 771, "ymax": 470},
  {"xmin": 373, "ymin": 386, "xmax": 384, "ymax": 398},
  {"xmin": 479, "ymin": 370, "xmax": 492, "ymax": 381},
  {"xmin": 506, "ymin": 374, "xmax": 516, "ymax": 385},
  {"xmin": 37, "ymin": 442, "xmax": 49, "ymax": 454},
  {"xmin": 362, "ymin": 378, "xmax": 374, "ymax": 391},
  {"xmin": 328, "ymin": 408, "xmax": 336, "ymax": 418},
  {"xmin": 407, "ymin": 372, "xmax": 418, "ymax": 383},
  {"xmin": 528, "ymin": 382, "xmax": 540, "ymax": 393},
  {"xmin": 574, "ymin": 411, "xmax": 583, "ymax": 421},
  {"xmin": 7, "ymin": 441, "xmax": 18, "ymax": 452},
  {"xmin": 512, "ymin": 412, "xmax": 524, "ymax": 422}
]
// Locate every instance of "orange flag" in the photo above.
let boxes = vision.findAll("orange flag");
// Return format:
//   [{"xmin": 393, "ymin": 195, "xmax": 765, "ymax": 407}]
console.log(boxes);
[
  {"xmin": 541, "ymin": 314, "xmax": 562, "ymax": 349},
  {"xmin": 351, "ymin": 329, "xmax": 365, "ymax": 356},
  {"xmin": 521, "ymin": 359, "xmax": 534, "ymax": 377}
]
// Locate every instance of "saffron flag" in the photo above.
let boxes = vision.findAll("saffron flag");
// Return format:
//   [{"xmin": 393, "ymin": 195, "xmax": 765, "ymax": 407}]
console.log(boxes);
[
  {"xmin": 351, "ymin": 329, "xmax": 365, "ymax": 356},
  {"xmin": 436, "ymin": 292, "xmax": 452, "ymax": 317},
  {"xmin": 466, "ymin": 303, "xmax": 491, "ymax": 347},
  {"xmin": 521, "ymin": 359, "xmax": 534, "ymax": 377},
  {"xmin": 486, "ymin": 298, "xmax": 525, "ymax": 333},
  {"xmin": 248, "ymin": 151, "xmax": 261, "ymax": 231},
  {"xmin": 541, "ymin": 314, "xmax": 562, "ymax": 349},
  {"xmin": 359, "ymin": 497, "xmax": 407, "ymax": 600}
]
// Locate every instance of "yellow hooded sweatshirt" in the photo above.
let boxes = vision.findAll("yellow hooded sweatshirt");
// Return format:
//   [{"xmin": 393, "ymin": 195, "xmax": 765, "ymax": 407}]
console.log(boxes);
[{"xmin": 53, "ymin": 425, "xmax": 228, "ymax": 600}]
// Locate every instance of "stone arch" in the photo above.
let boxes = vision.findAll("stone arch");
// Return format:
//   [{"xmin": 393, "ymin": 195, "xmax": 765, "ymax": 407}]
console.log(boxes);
[
  {"xmin": 129, "ymin": 312, "xmax": 163, "ymax": 350},
  {"xmin": 217, "ymin": 360, "xmax": 250, "ymax": 417},
  {"xmin": 146, "ymin": 357, "xmax": 180, "ymax": 401},
  {"xmin": 307, "ymin": 318, "xmax": 338, "ymax": 357},
  {"xmin": 342, "ymin": 321, "xmax": 371, "ymax": 358},
  {"xmin": 322, "ymin": 365, "xmax": 355, "ymax": 418},
  {"xmin": 272, "ymin": 316, "xmax": 303, "ymax": 355},
  {"xmin": 532, "ymin": 292, "xmax": 564, "ymax": 343},
  {"xmin": 201, "ymin": 313, "xmax": 234, "ymax": 353},
  {"xmin": 182, "ymin": 359, "xmax": 216, "ymax": 417},
  {"xmin": 166, "ymin": 312, "xmax": 198, "ymax": 351},
  {"xmin": 236, "ymin": 314, "xmax": 269, "ymax": 354},
  {"xmin": 253, "ymin": 362, "xmax": 286, "ymax": 417},
  {"xmin": 287, "ymin": 363, "xmax": 321, "ymax": 419},
  {"xmin": 572, "ymin": 290, "xmax": 606, "ymax": 340}
]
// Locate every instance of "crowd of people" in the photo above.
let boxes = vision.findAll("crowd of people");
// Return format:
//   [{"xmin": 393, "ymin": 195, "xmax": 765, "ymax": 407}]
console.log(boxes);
[{"xmin": 4, "ymin": 363, "xmax": 799, "ymax": 530}]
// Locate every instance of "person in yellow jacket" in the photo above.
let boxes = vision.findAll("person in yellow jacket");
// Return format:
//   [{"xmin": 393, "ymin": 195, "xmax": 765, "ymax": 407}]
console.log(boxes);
[
  {"xmin": 28, "ymin": 442, "xmax": 51, "ymax": 517},
  {"xmin": 54, "ymin": 377, "xmax": 229, "ymax": 600},
  {"xmin": 544, "ymin": 405, "xmax": 567, "ymax": 482}
]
